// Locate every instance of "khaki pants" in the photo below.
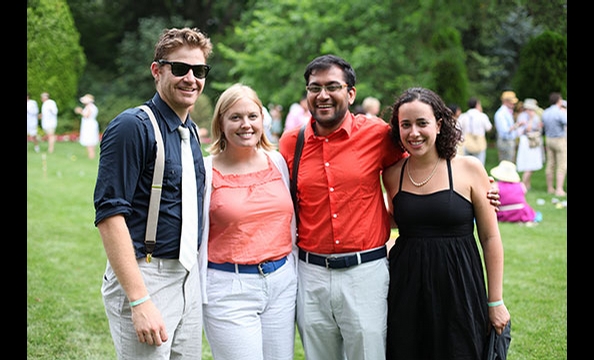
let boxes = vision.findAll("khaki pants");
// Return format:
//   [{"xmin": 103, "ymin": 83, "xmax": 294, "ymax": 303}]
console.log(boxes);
[{"xmin": 545, "ymin": 136, "xmax": 567, "ymax": 191}]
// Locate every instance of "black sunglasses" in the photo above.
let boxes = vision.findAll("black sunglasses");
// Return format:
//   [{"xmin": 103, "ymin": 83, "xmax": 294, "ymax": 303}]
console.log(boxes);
[{"xmin": 157, "ymin": 60, "xmax": 211, "ymax": 79}]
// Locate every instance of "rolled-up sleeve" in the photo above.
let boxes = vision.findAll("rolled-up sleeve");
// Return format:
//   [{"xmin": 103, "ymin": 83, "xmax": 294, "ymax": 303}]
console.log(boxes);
[{"xmin": 94, "ymin": 109, "xmax": 151, "ymax": 226}]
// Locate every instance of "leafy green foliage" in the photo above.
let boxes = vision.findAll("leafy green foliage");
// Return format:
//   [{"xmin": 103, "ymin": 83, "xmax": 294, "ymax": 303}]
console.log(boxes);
[
  {"xmin": 430, "ymin": 27, "xmax": 469, "ymax": 107},
  {"xmin": 216, "ymin": 0, "xmax": 411, "ymax": 109},
  {"xmin": 513, "ymin": 31, "xmax": 567, "ymax": 105},
  {"xmin": 27, "ymin": 0, "xmax": 86, "ymax": 132},
  {"xmin": 29, "ymin": 0, "xmax": 566, "ymax": 135},
  {"xmin": 483, "ymin": 6, "xmax": 544, "ymax": 92}
]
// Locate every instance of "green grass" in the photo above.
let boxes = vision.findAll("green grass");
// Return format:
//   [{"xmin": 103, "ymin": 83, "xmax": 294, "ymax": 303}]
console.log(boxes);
[{"xmin": 27, "ymin": 141, "xmax": 566, "ymax": 359}]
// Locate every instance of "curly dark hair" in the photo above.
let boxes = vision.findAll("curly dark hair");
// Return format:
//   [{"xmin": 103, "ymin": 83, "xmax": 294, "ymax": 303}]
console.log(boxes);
[{"xmin": 389, "ymin": 87, "xmax": 461, "ymax": 160}]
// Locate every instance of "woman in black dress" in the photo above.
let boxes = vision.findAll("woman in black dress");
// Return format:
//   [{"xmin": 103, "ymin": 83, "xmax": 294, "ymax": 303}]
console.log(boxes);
[{"xmin": 382, "ymin": 87, "xmax": 510, "ymax": 359}]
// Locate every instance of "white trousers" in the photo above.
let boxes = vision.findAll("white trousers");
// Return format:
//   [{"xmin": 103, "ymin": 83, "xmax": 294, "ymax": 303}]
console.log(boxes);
[
  {"xmin": 297, "ymin": 255, "xmax": 389, "ymax": 360},
  {"xmin": 203, "ymin": 253, "xmax": 298, "ymax": 360},
  {"xmin": 102, "ymin": 258, "xmax": 202, "ymax": 360}
]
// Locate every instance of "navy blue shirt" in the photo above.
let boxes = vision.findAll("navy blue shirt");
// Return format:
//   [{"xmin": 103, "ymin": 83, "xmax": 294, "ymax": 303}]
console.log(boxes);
[{"xmin": 94, "ymin": 93, "xmax": 205, "ymax": 259}]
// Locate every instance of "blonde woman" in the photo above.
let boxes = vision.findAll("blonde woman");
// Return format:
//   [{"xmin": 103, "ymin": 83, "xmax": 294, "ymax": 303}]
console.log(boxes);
[{"xmin": 200, "ymin": 83, "xmax": 298, "ymax": 359}]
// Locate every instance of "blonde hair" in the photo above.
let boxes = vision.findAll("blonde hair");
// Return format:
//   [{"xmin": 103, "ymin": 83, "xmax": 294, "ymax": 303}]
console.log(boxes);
[
  {"xmin": 208, "ymin": 83, "xmax": 275, "ymax": 155},
  {"xmin": 362, "ymin": 96, "xmax": 381, "ymax": 114}
]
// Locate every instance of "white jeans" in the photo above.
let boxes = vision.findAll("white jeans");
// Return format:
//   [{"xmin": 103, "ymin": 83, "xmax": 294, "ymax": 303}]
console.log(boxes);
[
  {"xmin": 203, "ymin": 253, "xmax": 298, "ymax": 360},
  {"xmin": 296, "ymin": 253, "xmax": 389, "ymax": 360}
]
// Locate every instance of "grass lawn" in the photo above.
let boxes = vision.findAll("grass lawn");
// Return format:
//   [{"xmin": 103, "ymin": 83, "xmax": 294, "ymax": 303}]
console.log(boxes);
[{"xmin": 27, "ymin": 141, "xmax": 566, "ymax": 359}]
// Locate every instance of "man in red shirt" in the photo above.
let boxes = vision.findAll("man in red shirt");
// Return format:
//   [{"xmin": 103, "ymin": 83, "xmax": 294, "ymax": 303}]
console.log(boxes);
[{"xmin": 279, "ymin": 54, "xmax": 406, "ymax": 360}]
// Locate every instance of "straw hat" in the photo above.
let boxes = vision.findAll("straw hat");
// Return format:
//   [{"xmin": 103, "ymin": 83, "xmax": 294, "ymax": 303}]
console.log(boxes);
[
  {"xmin": 523, "ymin": 98, "xmax": 539, "ymax": 111},
  {"xmin": 490, "ymin": 160, "xmax": 521, "ymax": 183},
  {"xmin": 500, "ymin": 91, "xmax": 518, "ymax": 104},
  {"xmin": 79, "ymin": 94, "xmax": 95, "ymax": 104}
]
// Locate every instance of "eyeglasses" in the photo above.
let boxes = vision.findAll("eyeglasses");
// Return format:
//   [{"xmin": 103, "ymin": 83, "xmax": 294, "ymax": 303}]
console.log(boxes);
[
  {"xmin": 157, "ymin": 60, "xmax": 211, "ymax": 79},
  {"xmin": 305, "ymin": 83, "xmax": 348, "ymax": 94}
]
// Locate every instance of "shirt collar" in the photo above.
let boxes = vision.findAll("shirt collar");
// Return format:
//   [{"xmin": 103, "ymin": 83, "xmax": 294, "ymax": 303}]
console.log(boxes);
[
  {"xmin": 304, "ymin": 112, "xmax": 354, "ymax": 140},
  {"xmin": 151, "ymin": 93, "xmax": 195, "ymax": 134}
]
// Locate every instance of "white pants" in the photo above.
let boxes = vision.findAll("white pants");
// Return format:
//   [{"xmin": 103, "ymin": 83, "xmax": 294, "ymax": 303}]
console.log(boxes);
[
  {"xmin": 102, "ymin": 258, "xmax": 202, "ymax": 360},
  {"xmin": 203, "ymin": 253, "xmax": 298, "ymax": 360},
  {"xmin": 297, "ymin": 254, "xmax": 389, "ymax": 360}
]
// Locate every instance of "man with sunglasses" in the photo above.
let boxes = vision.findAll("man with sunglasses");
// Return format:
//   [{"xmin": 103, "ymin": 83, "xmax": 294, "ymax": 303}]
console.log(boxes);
[
  {"xmin": 94, "ymin": 27, "xmax": 212, "ymax": 359},
  {"xmin": 279, "ymin": 54, "xmax": 500, "ymax": 360}
]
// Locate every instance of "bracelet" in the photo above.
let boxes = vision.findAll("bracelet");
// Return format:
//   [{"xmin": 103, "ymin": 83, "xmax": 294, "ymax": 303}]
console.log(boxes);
[
  {"xmin": 488, "ymin": 300, "xmax": 504, "ymax": 307},
  {"xmin": 129, "ymin": 295, "xmax": 150, "ymax": 307}
]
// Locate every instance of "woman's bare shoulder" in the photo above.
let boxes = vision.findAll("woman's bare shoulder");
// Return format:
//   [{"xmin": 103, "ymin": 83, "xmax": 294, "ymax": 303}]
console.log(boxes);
[{"xmin": 452, "ymin": 155, "xmax": 486, "ymax": 174}]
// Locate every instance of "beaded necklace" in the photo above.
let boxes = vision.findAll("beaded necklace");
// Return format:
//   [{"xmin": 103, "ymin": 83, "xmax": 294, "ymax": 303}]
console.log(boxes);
[{"xmin": 407, "ymin": 158, "xmax": 440, "ymax": 187}]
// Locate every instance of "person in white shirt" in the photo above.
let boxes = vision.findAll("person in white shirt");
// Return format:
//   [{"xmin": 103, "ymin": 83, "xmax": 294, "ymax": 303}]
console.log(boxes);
[
  {"xmin": 494, "ymin": 91, "xmax": 523, "ymax": 163},
  {"xmin": 27, "ymin": 92, "xmax": 40, "ymax": 152},
  {"xmin": 75, "ymin": 94, "xmax": 100, "ymax": 159},
  {"xmin": 459, "ymin": 97, "xmax": 492, "ymax": 165},
  {"xmin": 40, "ymin": 92, "xmax": 58, "ymax": 153}
]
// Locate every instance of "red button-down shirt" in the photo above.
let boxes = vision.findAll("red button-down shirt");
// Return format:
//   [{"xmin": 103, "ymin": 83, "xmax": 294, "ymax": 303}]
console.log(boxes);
[{"xmin": 279, "ymin": 112, "xmax": 407, "ymax": 254}]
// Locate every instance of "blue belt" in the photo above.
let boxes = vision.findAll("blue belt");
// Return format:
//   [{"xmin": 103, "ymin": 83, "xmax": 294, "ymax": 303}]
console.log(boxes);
[
  {"xmin": 207, "ymin": 256, "xmax": 287, "ymax": 276},
  {"xmin": 298, "ymin": 246, "xmax": 387, "ymax": 269}
]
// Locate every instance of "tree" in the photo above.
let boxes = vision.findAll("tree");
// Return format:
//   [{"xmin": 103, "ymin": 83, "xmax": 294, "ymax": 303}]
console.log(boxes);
[
  {"xmin": 53, "ymin": 0, "xmax": 567, "ymax": 133},
  {"xmin": 67, "ymin": 0, "xmax": 249, "ymax": 76},
  {"xmin": 430, "ymin": 27, "xmax": 469, "ymax": 108},
  {"xmin": 28, "ymin": 0, "xmax": 86, "ymax": 132},
  {"xmin": 483, "ymin": 6, "xmax": 544, "ymax": 94},
  {"xmin": 513, "ymin": 30, "xmax": 567, "ymax": 105},
  {"xmin": 216, "ymin": 0, "xmax": 410, "ymax": 116}
]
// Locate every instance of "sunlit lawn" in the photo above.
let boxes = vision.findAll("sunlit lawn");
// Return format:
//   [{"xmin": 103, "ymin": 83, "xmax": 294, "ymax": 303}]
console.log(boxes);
[{"xmin": 27, "ymin": 141, "xmax": 565, "ymax": 359}]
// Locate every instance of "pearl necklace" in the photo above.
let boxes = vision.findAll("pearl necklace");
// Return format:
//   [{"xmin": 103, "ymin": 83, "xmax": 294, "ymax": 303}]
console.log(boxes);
[{"xmin": 407, "ymin": 158, "xmax": 440, "ymax": 187}]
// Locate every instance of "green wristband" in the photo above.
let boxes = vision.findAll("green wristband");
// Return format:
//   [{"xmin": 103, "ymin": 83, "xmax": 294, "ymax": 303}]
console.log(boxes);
[
  {"xmin": 488, "ymin": 300, "xmax": 504, "ymax": 307},
  {"xmin": 129, "ymin": 295, "xmax": 150, "ymax": 307}
]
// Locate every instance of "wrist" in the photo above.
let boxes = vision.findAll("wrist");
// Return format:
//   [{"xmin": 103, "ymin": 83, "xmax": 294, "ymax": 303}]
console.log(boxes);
[
  {"xmin": 487, "ymin": 299, "xmax": 504, "ymax": 307},
  {"xmin": 129, "ymin": 294, "xmax": 150, "ymax": 307}
]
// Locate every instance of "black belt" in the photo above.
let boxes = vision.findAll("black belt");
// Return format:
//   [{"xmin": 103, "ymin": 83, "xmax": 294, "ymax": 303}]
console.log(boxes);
[
  {"xmin": 207, "ymin": 256, "xmax": 287, "ymax": 276},
  {"xmin": 298, "ymin": 246, "xmax": 387, "ymax": 269}
]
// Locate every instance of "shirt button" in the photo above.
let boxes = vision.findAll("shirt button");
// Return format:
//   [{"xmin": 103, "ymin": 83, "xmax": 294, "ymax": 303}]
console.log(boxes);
[
  {"xmin": 325, "ymin": 162, "xmax": 330, "ymax": 167},
  {"xmin": 325, "ymin": 138, "xmax": 329, "ymax": 142},
  {"xmin": 333, "ymin": 213, "xmax": 337, "ymax": 218},
  {"xmin": 330, "ymin": 187, "xmax": 334, "ymax": 192},
  {"xmin": 335, "ymin": 240, "xmax": 340, "ymax": 244}
]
